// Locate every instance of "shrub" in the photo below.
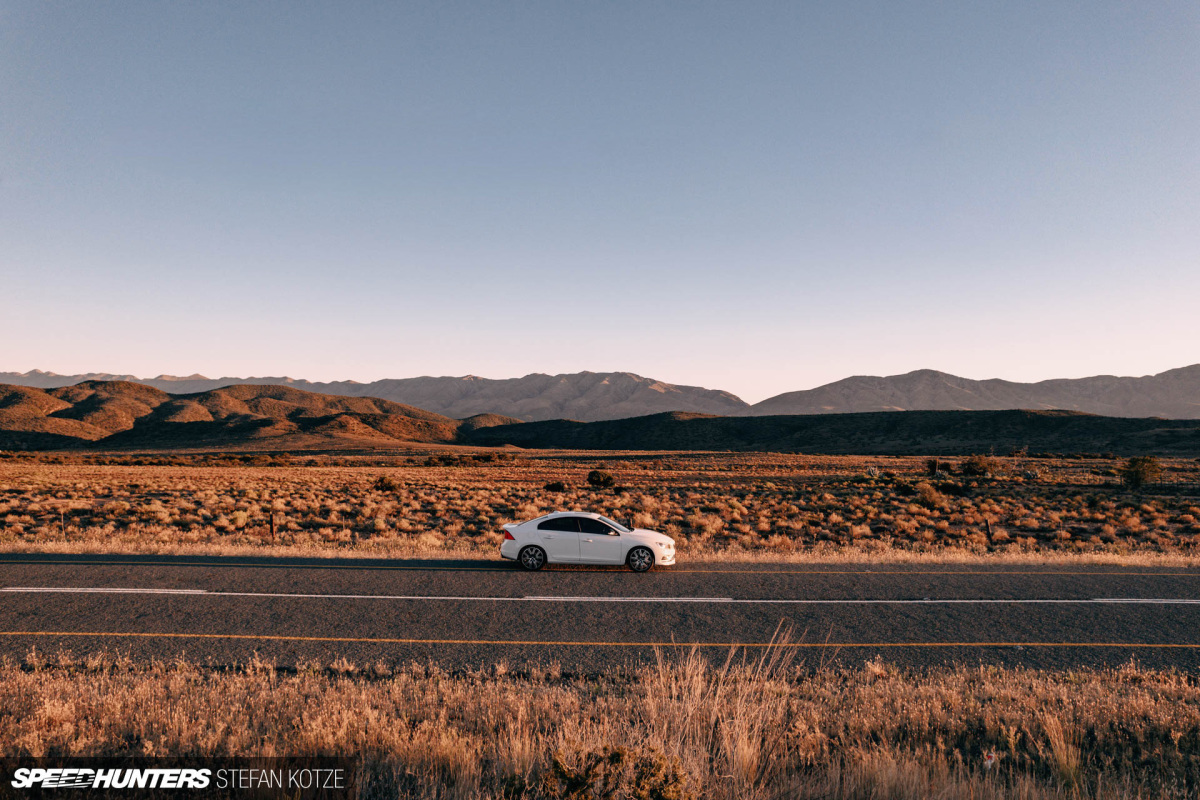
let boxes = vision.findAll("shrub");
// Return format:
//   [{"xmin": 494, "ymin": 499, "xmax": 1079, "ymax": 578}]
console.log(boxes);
[
  {"xmin": 960, "ymin": 454, "xmax": 1001, "ymax": 477},
  {"xmin": 543, "ymin": 481, "xmax": 567, "ymax": 492},
  {"xmin": 587, "ymin": 470, "xmax": 615, "ymax": 488},
  {"xmin": 372, "ymin": 476, "xmax": 398, "ymax": 492},
  {"xmin": 935, "ymin": 481, "xmax": 969, "ymax": 497},
  {"xmin": 925, "ymin": 458, "xmax": 953, "ymax": 476},
  {"xmin": 915, "ymin": 482, "xmax": 944, "ymax": 509},
  {"xmin": 1121, "ymin": 456, "xmax": 1163, "ymax": 490}
]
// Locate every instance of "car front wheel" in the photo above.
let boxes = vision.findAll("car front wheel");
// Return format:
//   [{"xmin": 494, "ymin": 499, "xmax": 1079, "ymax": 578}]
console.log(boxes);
[
  {"xmin": 519, "ymin": 545, "xmax": 547, "ymax": 571},
  {"xmin": 627, "ymin": 546, "xmax": 654, "ymax": 573}
]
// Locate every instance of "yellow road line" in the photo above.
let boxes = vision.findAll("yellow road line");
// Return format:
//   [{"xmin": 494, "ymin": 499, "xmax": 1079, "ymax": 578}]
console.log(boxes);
[
  {"xmin": 0, "ymin": 631, "xmax": 1197, "ymax": 648},
  {"xmin": 0, "ymin": 560, "xmax": 1195, "ymax": 577}
]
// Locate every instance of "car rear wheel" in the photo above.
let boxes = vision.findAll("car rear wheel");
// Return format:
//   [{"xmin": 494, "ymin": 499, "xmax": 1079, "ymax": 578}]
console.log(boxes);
[
  {"xmin": 519, "ymin": 545, "xmax": 547, "ymax": 571},
  {"xmin": 627, "ymin": 546, "xmax": 654, "ymax": 573}
]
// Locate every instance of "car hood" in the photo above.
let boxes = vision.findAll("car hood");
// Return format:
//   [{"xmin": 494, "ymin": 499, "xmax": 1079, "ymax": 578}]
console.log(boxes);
[{"xmin": 625, "ymin": 528, "xmax": 674, "ymax": 545}]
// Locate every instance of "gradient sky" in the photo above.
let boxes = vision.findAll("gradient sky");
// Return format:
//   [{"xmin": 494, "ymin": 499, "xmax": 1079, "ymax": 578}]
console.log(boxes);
[{"xmin": 2, "ymin": 2, "xmax": 1197, "ymax": 402}]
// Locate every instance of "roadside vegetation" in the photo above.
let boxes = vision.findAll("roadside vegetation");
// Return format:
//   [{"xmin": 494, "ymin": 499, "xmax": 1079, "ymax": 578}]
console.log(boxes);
[
  {"xmin": 1, "ymin": 451, "xmax": 1198, "ymax": 562},
  {"xmin": 4, "ymin": 452, "xmax": 1199, "ymax": 798},
  {"xmin": 3, "ymin": 643, "xmax": 1198, "ymax": 799}
]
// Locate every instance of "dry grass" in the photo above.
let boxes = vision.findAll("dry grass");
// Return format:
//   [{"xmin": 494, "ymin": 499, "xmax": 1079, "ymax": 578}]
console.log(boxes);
[
  {"xmin": 2, "ymin": 451, "xmax": 1199, "ymax": 564},
  {"xmin": 2, "ymin": 643, "xmax": 1198, "ymax": 798}
]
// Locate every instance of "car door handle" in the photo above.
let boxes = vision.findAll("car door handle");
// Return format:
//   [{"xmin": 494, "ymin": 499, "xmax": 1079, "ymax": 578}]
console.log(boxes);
[{"xmin": 582, "ymin": 538, "xmax": 593, "ymax": 542}]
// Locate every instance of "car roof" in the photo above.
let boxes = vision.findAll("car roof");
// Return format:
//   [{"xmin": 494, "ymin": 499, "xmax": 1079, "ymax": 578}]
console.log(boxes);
[{"xmin": 532, "ymin": 510, "xmax": 605, "ymax": 520}]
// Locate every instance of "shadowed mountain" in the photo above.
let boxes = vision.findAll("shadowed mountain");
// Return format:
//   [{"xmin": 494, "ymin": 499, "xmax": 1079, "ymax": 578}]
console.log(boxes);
[
  {"xmin": 748, "ymin": 366, "xmax": 1200, "ymax": 418},
  {"xmin": 322, "ymin": 373, "xmax": 750, "ymax": 421},
  {"xmin": 0, "ymin": 382, "xmax": 519, "ymax": 451},
  {"xmin": 0, "ymin": 371, "xmax": 749, "ymax": 421},
  {"xmin": 462, "ymin": 409, "xmax": 1200, "ymax": 456}
]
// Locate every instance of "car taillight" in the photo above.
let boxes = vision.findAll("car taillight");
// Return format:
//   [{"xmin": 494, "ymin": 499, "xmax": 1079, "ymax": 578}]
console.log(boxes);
[{"xmin": 503, "ymin": 530, "xmax": 516, "ymax": 540}]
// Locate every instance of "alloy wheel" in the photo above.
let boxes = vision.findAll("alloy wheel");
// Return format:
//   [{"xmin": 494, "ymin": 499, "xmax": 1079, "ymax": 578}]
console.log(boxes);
[
  {"xmin": 628, "ymin": 546, "xmax": 654, "ymax": 572},
  {"xmin": 520, "ymin": 546, "xmax": 546, "ymax": 571}
]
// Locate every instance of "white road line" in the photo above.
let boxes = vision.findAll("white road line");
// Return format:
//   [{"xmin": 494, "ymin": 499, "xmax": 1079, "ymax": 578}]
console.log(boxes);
[
  {"xmin": 524, "ymin": 596, "xmax": 733, "ymax": 603},
  {"xmin": 2, "ymin": 587, "xmax": 504, "ymax": 601},
  {"xmin": 2, "ymin": 587, "xmax": 208, "ymax": 595},
  {"xmin": 524, "ymin": 597, "xmax": 1200, "ymax": 605},
  {"xmin": 1093, "ymin": 598, "xmax": 1200, "ymax": 604},
  {"xmin": 4, "ymin": 587, "xmax": 1200, "ymax": 604},
  {"xmin": 748, "ymin": 598, "xmax": 1200, "ymax": 605}
]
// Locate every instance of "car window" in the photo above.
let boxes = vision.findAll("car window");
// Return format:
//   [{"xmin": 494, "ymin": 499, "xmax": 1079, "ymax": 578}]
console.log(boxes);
[
  {"xmin": 578, "ymin": 517, "xmax": 617, "ymax": 535},
  {"xmin": 537, "ymin": 516, "xmax": 580, "ymax": 532},
  {"xmin": 597, "ymin": 515, "xmax": 631, "ymax": 533}
]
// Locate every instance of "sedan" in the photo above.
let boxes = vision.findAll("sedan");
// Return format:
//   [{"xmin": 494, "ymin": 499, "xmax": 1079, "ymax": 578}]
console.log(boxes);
[{"xmin": 500, "ymin": 511, "xmax": 676, "ymax": 572}]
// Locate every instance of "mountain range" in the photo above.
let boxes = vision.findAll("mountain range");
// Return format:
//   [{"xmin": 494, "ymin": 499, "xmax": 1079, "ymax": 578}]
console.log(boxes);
[
  {"xmin": 0, "ymin": 371, "xmax": 746, "ymax": 422},
  {"xmin": 0, "ymin": 381, "xmax": 516, "ymax": 451},
  {"xmin": 3, "ymin": 380, "xmax": 1199, "ymax": 456},
  {"xmin": 2, "ymin": 364, "xmax": 1198, "ymax": 421},
  {"xmin": 746, "ymin": 366, "xmax": 1200, "ymax": 419}
]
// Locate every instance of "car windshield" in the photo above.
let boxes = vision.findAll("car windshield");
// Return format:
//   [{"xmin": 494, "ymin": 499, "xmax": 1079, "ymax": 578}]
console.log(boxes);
[{"xmin": 597, "ymin": 515, "xmax": 631, "ymax": 533}]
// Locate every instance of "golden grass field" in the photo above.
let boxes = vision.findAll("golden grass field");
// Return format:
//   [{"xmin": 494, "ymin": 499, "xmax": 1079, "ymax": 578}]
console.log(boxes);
[
  {"xmin": 4, "ymin": 641, "xmax": 1199, "ymax": 799},
  {"xmin": 1, "ymin": 450, "xmax": 1198, "ymax": 562}
]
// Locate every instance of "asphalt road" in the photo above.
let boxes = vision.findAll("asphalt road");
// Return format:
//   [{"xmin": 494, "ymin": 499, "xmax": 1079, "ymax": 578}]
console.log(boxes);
[{"xmin": 2, "ymin": 553, "xmax": 1199, "ymax": 672}]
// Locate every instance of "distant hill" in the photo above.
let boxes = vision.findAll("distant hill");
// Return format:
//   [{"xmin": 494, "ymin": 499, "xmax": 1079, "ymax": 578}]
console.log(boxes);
[
  {"xmin": 6, "ymin": 364, "xmax": 1200, "ymax": 421},
  {"xmin": 2, "ymin": 370, "xmax": 146, "ymax": 388},
  {"xmin": 748, "ymin": 366, "xmax": 1200, "ymax": 419},
  {"xmin": 0, "ymin": 381, "xmax": 518, "ymax": 451},
  {"xmin": 463, "ymin": 409, "xmax": 1200, "ymax": 456},
  {"xmin": 4, "ymin": 381, "xmax": 1199, "ymax": 455},
  {"xmin": 0, "ymin": 371, "xmax": 750, "ymax": 422}
]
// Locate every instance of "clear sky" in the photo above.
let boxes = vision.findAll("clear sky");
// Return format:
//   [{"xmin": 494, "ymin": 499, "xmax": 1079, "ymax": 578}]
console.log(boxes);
[{"xmin": 2, "ymin": 2, "xmax": 1197, "ymax": 402}]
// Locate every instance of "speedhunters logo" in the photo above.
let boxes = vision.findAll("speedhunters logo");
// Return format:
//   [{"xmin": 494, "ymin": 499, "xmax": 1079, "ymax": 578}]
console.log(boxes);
[
  {"xmin": 1, "ymin": 759, "xmax": 353, "ymax": 798},
  {"xmin": 11, "ymin": 769, "xmax": 210, "ymax": 790}
]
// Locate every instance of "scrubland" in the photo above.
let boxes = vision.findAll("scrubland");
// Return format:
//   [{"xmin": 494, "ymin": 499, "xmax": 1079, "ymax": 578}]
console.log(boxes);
[
  {"xmin": 3, "ymin": 642, "xmax": 1199, "ymax": 799},
  {"xmin": 1, "ymin": 451, "xmax": 1198, "ymax": 562},
  {"xmin": 4, "ymin": 452, "xmax": 1200, "ymax": 798}
]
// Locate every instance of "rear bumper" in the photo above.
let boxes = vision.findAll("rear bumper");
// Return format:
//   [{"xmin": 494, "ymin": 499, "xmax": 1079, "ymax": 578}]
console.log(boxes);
[{"xmin": 499, "ymin": 539, "xmax": 520, "ymax": 560}]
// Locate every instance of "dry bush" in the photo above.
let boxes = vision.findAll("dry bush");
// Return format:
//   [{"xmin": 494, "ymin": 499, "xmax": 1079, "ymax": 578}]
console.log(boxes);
[
  {"xmin": 1122, "ymin": 456, "xmax": 1164, "ymax": 491},
  {"xmin": 961, "ymin": 454, "xmax": 1004, "ymax": 477},
  {"xmin": 586, "ymin": 470, "xmax": 615, "ymax": 489}
]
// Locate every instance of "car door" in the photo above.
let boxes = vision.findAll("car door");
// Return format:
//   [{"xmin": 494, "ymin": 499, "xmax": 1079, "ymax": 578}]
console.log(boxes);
[
  {"xmin": 536, "ymin": 516, "xmax": 581, "ymax": 562},
  {"xmin": 577, "ymin": 517, "xmax": 624, "ymax": 563}
]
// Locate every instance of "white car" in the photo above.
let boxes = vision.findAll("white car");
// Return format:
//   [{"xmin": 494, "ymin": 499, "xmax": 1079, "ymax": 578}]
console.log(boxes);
[{"xmin": 500, "ymin": 511, "xmax": 676, "ymax": 572}]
